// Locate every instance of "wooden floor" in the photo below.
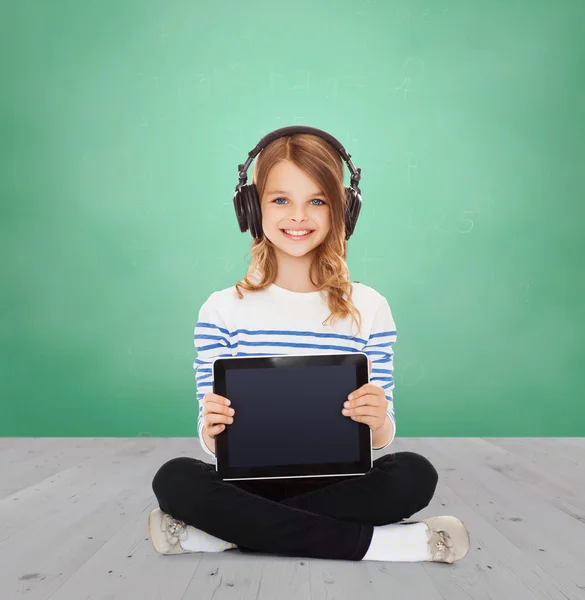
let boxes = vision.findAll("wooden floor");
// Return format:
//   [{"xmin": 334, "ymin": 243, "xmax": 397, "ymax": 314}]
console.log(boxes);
[{"xmin": 0, "ymin": 437, "xmax": 584, "ymax": 600}]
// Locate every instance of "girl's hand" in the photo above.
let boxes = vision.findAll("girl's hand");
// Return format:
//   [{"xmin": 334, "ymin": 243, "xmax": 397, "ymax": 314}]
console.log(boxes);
[
  {"xmin": 341, "ymin": 358, "xmax": 387, "ymax": 432},
  {"xmin": 202, "ymin": 392, "xmax": 235, "ymax": 439}
]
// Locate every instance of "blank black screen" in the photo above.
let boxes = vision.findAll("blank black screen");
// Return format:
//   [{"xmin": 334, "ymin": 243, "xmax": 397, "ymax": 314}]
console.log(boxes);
[{"xmin": 224, "ymin": 364, "xmax": 361, "ymax": 468}]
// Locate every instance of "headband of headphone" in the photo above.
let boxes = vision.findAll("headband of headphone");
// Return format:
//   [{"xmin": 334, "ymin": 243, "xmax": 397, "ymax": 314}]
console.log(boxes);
[{"xmin": 232, "ymin": 125, "xmax": 363, "ymax": 241}]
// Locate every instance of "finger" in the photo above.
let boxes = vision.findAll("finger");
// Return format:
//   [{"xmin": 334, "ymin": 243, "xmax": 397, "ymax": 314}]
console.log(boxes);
[
  {"xmin": 205, "ymin": 412, "xmax": 234, "ymax": 429},
  {"xmin": 203, "ymin": 392, "xmax": 231, "ymax": 408},
  {"xmin": 203, "ymin": 401, "xmax": 235, "ymax": 418},
  {"xmin": 344, "ymin": 405, "xmax": 381, "ymax": 418},
  {"xmin": 214, "ymin": 412, "xmax": 234, "ymax": 425},
  {"xmin": 207, "ymin": 423, "xmax": 226, "ymax": 438},
  {"xmin": 345, "ymin": 393, "xmax": 385, "ymax": 410},
  {"xmin": 205, "ymin": 420, "xmax": 230, "ymax": 439},
  {"xmin": 347, "ymin": 384, "xmax": 385, "ymax": 404},
  {"xmin": 348, "ymin": 414, "xmax": 378, "ymax": 428}
]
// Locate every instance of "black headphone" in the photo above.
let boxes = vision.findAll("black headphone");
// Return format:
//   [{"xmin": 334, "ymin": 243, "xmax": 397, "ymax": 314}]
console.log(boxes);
[{"xmin": 233, "ymin": 125, "xmax": 363, "ymax": 241}]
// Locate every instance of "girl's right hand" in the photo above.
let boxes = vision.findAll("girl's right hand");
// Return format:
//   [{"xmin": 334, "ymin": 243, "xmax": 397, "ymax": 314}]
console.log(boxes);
[{"xmin": 202, "ymin": 392, "xmax": 235, "ymax": 439}]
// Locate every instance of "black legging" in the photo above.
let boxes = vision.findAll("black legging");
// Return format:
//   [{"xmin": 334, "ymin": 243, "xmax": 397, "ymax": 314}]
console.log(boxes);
[{"xmin": 152, "ymin": 450, "xmax": 439, "ymax": 561}]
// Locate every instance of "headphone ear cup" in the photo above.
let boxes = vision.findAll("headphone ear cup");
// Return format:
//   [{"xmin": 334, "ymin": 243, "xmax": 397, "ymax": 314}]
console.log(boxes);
[
  {"xmin": 244, "ymin": 184, "xmax": 263, "ymax": 239},
  {"xmin": 233, "ymin": 185, "xmax": 249, "ymax": 233},
  {"xmin": 344, "ymin": 187, "xmax": 362, "ymax": 240}
]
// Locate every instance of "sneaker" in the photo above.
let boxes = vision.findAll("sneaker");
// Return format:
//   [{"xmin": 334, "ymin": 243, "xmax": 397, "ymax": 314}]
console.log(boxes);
[
  {"xmin": 148, "ymin": 508, "xmax": 192, "ymax": 555},
  {"xmin": 398, "ymin": 516, "xmax": 470, "ymax": 563}
]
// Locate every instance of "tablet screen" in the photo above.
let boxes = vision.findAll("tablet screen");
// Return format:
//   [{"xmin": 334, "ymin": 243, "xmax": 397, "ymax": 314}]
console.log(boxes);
[
  {"xmin": 213, "ymin": 353, "xmax": 372, "ymax": 481},
  {"xmin": 226, "ymin": 363, "xmax": 361, "ymax": 467}
]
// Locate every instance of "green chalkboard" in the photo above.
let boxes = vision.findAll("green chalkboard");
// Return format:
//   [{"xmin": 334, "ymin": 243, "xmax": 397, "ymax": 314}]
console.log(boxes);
[{"xmin": 1, "ymin": 0, "xmax": 583, "ymax": 437}]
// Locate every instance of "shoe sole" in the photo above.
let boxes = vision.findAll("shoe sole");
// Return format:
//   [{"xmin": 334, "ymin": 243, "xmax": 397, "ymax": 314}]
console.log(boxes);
[{"xmin": 148, "ymin": 508, "xmax": 161, "ymax": 553}]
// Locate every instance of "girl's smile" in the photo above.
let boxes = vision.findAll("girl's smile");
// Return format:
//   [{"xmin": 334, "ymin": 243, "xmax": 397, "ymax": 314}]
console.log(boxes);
[{"xmin": 280, "ymin": 229, "xmax": 315, "ymax": 241}]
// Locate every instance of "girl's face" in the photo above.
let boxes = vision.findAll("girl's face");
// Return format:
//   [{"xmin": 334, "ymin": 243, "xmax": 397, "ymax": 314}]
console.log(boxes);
[{"xmin": 260, "ymin": 160, "xmax": 331, "ymax": 258}]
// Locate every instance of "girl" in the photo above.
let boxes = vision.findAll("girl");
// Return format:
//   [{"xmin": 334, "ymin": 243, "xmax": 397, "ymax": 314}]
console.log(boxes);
[{"xmin": 149, "ymin": 127, "xmax": 470, "ymax": 563}]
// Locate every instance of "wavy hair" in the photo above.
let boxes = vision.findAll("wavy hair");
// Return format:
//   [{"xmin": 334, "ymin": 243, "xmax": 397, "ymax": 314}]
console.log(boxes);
[{"xmin": 233, "ymin": 133, "xmax": 363, "ymax": 337}]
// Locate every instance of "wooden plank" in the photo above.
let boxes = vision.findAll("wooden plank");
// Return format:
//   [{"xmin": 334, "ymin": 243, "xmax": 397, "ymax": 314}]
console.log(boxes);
[
  {"xmin": 486, "ymin": 438, "xmax": 585, "ymax": 489},
  {"xmin": 403, "ymin": 442, "xmax": 573, "ymax": 600},
  {"xmin": 0, "ymin": 437, "xmax": 140, "ymax": 500},
  {"xmin": 0, "ymin": 439, "xmax": 201, "ymax": 598},
  {"xmin": 412, "ymin": 437, "xmax": 585, "ymax": 598},
  {"xmin": 3, "ymin": 438, "xmax": 583, "ymax": 599}
]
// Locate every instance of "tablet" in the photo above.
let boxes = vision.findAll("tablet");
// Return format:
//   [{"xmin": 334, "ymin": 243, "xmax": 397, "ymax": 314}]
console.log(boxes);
[{"xmin": 212, "ymin": 352, "xmax": 372, "ymax": 481}]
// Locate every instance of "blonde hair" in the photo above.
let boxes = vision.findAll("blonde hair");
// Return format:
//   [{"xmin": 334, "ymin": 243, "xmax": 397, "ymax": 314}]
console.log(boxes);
[{"xmin": 233, "ymin": 132, "xmax": 363, "ymax": 337}]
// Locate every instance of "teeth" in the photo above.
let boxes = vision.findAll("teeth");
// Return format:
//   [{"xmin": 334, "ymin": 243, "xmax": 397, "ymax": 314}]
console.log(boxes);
[{"xmin": 284, "ymin": 229, "xmax": 311, "ymax": 236}]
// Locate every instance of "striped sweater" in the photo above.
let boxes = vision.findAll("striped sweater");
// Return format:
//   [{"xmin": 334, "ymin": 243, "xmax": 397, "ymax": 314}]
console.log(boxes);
[{"xmin": 193, "ymin": 278, "xmax": 397, "ymax": 463}]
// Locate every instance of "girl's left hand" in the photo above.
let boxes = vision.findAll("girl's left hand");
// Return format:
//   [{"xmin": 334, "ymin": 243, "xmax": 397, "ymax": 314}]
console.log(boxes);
[{"xmin": 341, "ymin": 358, "xmax": 387, "ymax": 432}]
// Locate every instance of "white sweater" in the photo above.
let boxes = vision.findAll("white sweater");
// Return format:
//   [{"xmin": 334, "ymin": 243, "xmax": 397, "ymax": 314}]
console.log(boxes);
[{"xmin": 193, "ymin": 277, "xmax": 397, "ymax": 463}]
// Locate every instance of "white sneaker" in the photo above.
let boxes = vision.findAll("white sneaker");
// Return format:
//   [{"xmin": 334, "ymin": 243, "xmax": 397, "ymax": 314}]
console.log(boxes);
[
  {"xmin": 397, "ymin": 516, "xmax": 470, "ymax": 563},
  {"xmin": 148, "ymin": 508, "xmax": 192, "ymax": 555}
]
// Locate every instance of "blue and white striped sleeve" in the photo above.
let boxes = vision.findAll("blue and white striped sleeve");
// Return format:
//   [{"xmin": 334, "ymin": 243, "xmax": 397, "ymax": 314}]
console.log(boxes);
[
  {"xmin": 193, "ymin": 292, "xmax": 233, "ymax": 460},
  {"xmin": 363, "ymin": 295, "xmax": 397, "ymax": 450}
]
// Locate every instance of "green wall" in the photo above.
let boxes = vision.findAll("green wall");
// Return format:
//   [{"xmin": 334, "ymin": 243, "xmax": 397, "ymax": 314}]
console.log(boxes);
[{"xmin": 1, "ymin": 0, "xmax": 583, "ymax": 437}]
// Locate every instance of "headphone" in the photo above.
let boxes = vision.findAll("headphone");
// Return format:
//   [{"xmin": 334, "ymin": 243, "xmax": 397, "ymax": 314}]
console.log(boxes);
[{"xmin": 233, "ymin": 125, "xmax": 363, "ymax": 241}]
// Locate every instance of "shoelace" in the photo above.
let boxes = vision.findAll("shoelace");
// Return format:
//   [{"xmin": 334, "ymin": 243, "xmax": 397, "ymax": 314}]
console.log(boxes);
[{"xmin": 161, "ymin": 514, "xmax": 188, "ymax": 547}]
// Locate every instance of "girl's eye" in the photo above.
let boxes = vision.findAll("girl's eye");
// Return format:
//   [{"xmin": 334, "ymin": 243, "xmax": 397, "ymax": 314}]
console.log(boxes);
[{"xmin": 273, "ymin": 198, "xmax": 325, "ymax": 205}]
